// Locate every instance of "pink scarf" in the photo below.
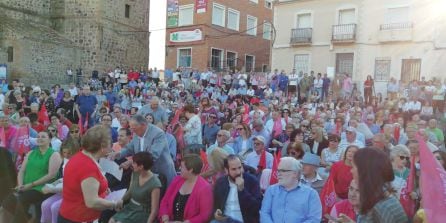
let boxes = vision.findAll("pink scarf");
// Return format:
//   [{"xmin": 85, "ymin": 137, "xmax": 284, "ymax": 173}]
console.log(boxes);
[{"xmin": 272, "ymin": 119, "xmax": 282, "ymax": 138}]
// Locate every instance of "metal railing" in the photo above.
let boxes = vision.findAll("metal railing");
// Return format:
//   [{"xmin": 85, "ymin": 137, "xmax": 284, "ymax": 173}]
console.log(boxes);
[
  {"xmin": 290, "ymin": 28, "xmax": 312, "ymax": 44},
  {"xmin": 332, "ymin": 24, "xmax": 356, "ymax": 41},
  {"xmin": 380, "ymin": 22, "xmax": 413, "ymax": 30}
]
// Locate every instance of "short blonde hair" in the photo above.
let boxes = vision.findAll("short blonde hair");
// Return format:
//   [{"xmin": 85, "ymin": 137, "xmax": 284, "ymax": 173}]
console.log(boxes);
[{"xmin": 81, "ymin": 125, "xmax": 111, "ymax": 153}]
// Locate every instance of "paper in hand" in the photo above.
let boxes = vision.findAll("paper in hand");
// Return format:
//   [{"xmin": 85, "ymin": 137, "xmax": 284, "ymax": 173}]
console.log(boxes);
[{"xmin": 99, "ymin": 158, "xmax": 123, "ymax": 181}]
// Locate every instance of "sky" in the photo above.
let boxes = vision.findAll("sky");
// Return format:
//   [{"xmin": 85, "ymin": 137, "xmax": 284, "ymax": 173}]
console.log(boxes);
[{"xmin": 149, "ymin": 0, "xmax": 167, "ymax": 69}]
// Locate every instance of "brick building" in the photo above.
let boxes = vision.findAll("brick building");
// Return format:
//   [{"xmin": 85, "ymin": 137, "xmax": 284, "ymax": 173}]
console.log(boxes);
[
  {"xmin": 165, "ymin": 0, "xmax": 273, "ymax": 72},
  {"xmin": 0, "ymin": 0, "xmax": 150, "ymax": 87}
]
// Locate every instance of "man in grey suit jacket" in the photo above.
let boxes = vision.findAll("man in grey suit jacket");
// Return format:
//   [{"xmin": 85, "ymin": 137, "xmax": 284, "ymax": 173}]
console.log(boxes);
[{"xmin": 111, "ymin": 115, "xmax": 176, "ymax": 184}]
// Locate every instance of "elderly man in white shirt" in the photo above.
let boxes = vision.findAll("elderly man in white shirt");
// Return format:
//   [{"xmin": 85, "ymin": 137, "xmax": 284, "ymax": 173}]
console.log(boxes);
[{"xmin": 245, "ymin": 136, "xmax": 273, "ymax": 171}]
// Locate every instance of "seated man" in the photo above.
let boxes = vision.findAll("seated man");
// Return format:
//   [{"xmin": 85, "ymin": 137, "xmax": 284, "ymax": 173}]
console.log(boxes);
[
  {"xmin": 212, "ymin": 155, "xmax": 262, "ymax": 223},
  {"xmin": 300, "ymin": 154, "xmax": 326, "ymax": 194},
  {"xmin": 260, "ymin": 157, "xmax": 322, "ymax": 223},
  {"xmin": 207, "ymin": 130, "xmax": 235, "ymax": 155},
  {"xmin": 245, "ymin": 136, "xmax": 273, "ymax": 172}
]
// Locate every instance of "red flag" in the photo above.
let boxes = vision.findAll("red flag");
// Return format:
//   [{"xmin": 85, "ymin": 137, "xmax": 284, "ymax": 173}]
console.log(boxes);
[
  {"xmin": 84, "ymin": 113, "xmax": 89, "ymax": 131},
  {"xmin": 38, "ymin": 105, "xmax": 50, "ymax": 126},
  {"xmin": 200, "ymin": 150, "xmax": 210, "ymax": 173},
  {"xmin": 78, "ymin": 116, "xmax": 84, "ymax": 135},
  {"xmin": 258, "ymin": 150, "xmax": 267, "ymax": 173},
  {"xmin": 417, "ymin": 135, "xmax": 446, "ymax": 222},
  {"xmin": 394, "ymin": 125, "xmax": 400, "ymax": 143},
  {"xmin": 269, "ymin": 150, "xmax": 281, "ymax": 185},
  {"xmin": 320, "ymin": 174, "xmax": 337, "ymax": 218},
  {"xmin": 0, "ymin": 127, "xmax": 6, "ymax": 148},
  {"xmin": 399, "ymin": 156, "xmax": 416, "ymax": 217}
]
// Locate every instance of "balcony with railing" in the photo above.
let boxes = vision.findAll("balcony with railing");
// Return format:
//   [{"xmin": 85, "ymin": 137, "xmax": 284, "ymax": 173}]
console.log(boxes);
[
  {"xmin": 378, "ymin": 22, "xmax": 413, "ymax": 42},
  {"xmin": 332, "ymin": 24, "xmax": 356, "ymax": 43},
  {"xmin": 290, "ymin": 28, "xmax": 312, "ymax": 45}
]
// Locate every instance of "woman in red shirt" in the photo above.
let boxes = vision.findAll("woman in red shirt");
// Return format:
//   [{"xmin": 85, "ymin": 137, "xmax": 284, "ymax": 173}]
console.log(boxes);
[
  {"xmin": 363, "ymin": 75, "xmax": 374, "ymax": 106},
  {"xmin": 58, "ymin": 125, "xmax": 116, "ymax": 223},
  {"xmin": 330, "ymin": 145, "xmax": 359, "ymax": 199}
]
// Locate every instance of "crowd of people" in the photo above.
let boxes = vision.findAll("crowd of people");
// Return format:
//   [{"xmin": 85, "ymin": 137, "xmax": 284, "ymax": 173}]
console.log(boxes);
[{"xmin": 0, "ymin": 66, "xmax": 445, "ymax": 223}]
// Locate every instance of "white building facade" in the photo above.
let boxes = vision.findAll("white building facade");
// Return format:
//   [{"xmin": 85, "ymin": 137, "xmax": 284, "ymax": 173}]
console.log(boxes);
[{"xmin": 272, "ymin": 0, "xmax": 446, "ymax": 94}]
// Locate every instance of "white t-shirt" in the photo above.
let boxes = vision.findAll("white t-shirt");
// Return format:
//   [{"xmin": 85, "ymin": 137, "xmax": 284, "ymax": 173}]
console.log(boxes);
[{"xmin": 224, "ymin": 181, "xmax": 244, "ymax": 222}]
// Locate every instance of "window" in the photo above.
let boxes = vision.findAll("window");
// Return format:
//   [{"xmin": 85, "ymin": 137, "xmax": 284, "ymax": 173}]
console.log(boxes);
[
  {"xmin": 249, "ymin": 0, "xmax": 259, "ymax": 4},
  {"xmin": 263, "ymin": 22, "xmax": 271, "ymax": 40},
  {"xmin": 374, "ymin": 58, "xmax": 391, "ymax": 81},
  {"xmin": 227, "ymin": 51, "xmax": 237, "ymax": 71},
  {"xmin": 7, "ymin": 47, "xmax": 13, "ymax": 62},
  {"xmin": 179, "ymin": 4, "xmax": 194, "ymax": 26},
  {"xmin": 125, "ymin": 4, "xmax": 130, "ymax": 18},
  {"xmin": 227, "ymin": 9, "xmax": 240, "ymax": 31},
  {"xmin": 297, "ymin": 13, "xmax": 312, "ymax": 28},
  {"xmin": 294, "ymin": 54, "xmax": 309, "ymax": 74},
  {"xmin": 247, "ymin": 15, "xmax": 257, "ymax": 36},
  {"xmin": 245, "ymin": 55, "xmax": 255, "ymax": 72},
  {"xmin": 336, "ymin": 53, "xmax": 354, "ymax": 77},
  {"xmin": 386, "ymin": 7, "xmax": 409, "ymax": 24},
  {"xmin": 265, "ymin": 0, "xmax": 273, "ymax": 9},
  {"xmin": 178, "ymin": 48, "xmax": 192, "ymax": 68},
  {"xmin": 338, "ymin": 8, "xmax": 355, "ymax": 24},
  {"xmin": 211, "ymin": 48, "xmax": 224, "ymax": 71},
  {"xmin": 212, "ymin": 3, "xmax": 225, "ymax": 27}
]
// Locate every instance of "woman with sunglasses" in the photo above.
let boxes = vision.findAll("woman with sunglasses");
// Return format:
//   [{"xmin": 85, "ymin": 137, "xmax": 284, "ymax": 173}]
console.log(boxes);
[
  {"xmin": 232, "ymin": 123, "xmax": 254, "ymax": 158},
  {"xmin": 47, "ymin": 125, "xmax": 62, "ymax": 152},
  {"xmin": 390, "ymin": 145, "xmax": 411, "ymax": 198},
  {"xmin": 321, "ymin": 134, "xmax": 343, "ymax": 172}
]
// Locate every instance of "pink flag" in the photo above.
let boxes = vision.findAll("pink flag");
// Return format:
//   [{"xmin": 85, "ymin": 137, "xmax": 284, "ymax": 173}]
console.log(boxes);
[
  {"xmin": 417, "ymin": 135, "xmax": 446, "ymax": 222},
  {"xmin": 0, "ymin": 127, "xmax": 5, "ymax": 148}
]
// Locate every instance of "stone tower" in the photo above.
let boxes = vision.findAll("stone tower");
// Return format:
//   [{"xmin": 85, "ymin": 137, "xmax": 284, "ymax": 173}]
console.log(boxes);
[{"xmin": 0, "ymin": 0, "xmax": 150, "ymax": 87}]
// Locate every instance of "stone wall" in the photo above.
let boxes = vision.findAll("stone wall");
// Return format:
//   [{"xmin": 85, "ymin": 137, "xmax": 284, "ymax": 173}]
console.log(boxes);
[{"xmin": 0, "ymin": 0, "xmax": 150, "ymax": 86}]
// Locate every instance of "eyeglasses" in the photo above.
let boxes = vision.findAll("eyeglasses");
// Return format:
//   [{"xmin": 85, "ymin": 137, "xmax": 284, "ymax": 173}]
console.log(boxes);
[
  {"xmin": 289, "ymin": 151, "xmax": 298, "ymax": 156},
  {"xmin": 301, "ymin": 125, "xmax": 308, "ymax": 128},
  {"xmin": 329, "ymin": 140, "xmax": 339, "ymax": 143},
  {"xmin": 277, "ymin": 169, "xmax": 294, "ymax": 173},
  {"xmin": 48, "ymin": 129, "xmax": 56, "ymax": 132},
  {"xmin": 70, "ymin": 130, "xmax": 79, "ymax": 133},
  {"xmin": 102, "ymin": 119, "xmax": 112, "ymax": 121},
  {"xmin": 436, "ymin": 156, "xmax": 443, "ymax": 161},
  {"xmin": 399, "ymin": 156, "xmax": 410, "ymax": 161},
  {"xmin": 236, "ymin": 128, "xmax": 244, "ymax": 131},
  {"xmin": 254, "ymin": 142, "xmax": 262, "ymax": 146},
  {"xmin": 217, "ymin": 134, "xmax": 224, "ymax": 137}
]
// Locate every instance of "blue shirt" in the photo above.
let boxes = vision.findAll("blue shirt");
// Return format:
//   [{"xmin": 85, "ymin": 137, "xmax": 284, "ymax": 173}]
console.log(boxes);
[
  {"xmin": 202, "ymin": 124, "xmax": 220, "ymax": 145},
  {"xmin": 76, "ymin": 95, "xmax": 97, "ymax": 115},
  {"xmin": 260, "ymin": 183, "xmax": 322, "ymax": 223},
  {"xmin": 166, "ymin": 133, "xmax": 177, "ymax": 159}
]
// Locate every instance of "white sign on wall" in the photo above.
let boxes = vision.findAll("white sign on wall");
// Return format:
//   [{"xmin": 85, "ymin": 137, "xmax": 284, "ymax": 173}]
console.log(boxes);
[{"xmin": 170, "ymin": 29, "xmax": 203, "ymax": 43}]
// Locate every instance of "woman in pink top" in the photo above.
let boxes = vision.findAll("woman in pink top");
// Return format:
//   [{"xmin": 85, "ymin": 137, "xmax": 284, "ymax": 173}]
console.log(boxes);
[{"xmin": 159, "ymin": 154, "xmax": 213, "ymax": 223}]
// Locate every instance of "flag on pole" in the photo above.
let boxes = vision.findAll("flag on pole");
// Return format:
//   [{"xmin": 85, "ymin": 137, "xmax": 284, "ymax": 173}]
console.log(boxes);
[
  {"xmin": 269, "ymin": 150, "xmax": 281, "ymax": 185},
  {"xmin": 399, "ymin": 156, "xmax": 416, "ymax": 217},
  {"xmin": 320, "ymin": 174, "xmax": 337, "ymax": 218},
  {"xmin": 417, "ymin": 135, "xmax": 446, "ymax": 222}
]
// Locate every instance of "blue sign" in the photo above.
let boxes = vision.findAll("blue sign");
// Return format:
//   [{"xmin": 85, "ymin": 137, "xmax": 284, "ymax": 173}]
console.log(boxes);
[{"xmin": 0, "ymin": 64, "xmax": 6, "ymax": 79}]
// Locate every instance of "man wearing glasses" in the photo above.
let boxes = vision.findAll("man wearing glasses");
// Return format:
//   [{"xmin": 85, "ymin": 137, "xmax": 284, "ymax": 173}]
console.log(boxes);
[
  {"xmin": 100, "ymin": 113, "xmax": 118, "ymax": 143},
  {"xmin": 202, "ymin": 113, "xmax": 220, "ymax": 148},
  {"xmin": 245, "ymin": 136, "xmax": 273, "ymax": 172},
  {"xmin": 260, "ymin": 157, "xmax": 322, "ymax": 223},
  {"xmin": 206, "ymin": 130, "xmax": 234, "ymax": 155}
]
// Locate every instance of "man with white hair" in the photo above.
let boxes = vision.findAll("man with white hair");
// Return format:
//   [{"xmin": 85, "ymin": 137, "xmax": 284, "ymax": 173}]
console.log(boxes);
[
  {"xmin": 260, "ymin": 157, "xmax": 322, "ymax": 222},
  {"xmin": 206, "ymin": 130, "xmax": 234, "ymax": 155},
  {"xmin": 137, "ymin": 96, "xmax": 168, "ymax": 126}
]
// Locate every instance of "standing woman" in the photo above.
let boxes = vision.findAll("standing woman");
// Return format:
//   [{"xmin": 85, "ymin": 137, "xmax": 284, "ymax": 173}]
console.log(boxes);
[
  {"xmin": 183, "ymin": 104, "xmax": 202, "ymax": 146},
  {"xmin": 159, "ymin": 154, "xmax": 213, "ymax": 223},
  {"xmin": 58, "ymin": 125, "xmax": 117, "ymax": 223},
  {"xmin": 58, "ymin": 91, "xmax": 77, "ymax": 123},
  {"xmin": 364, "ymin": 75, "xmax": 374, "ymax": 105},
  {"xmin": 41, "ymin": 89, "xmax": 56, "ymax": 114},
  {"xmin": 0, "ymin": 131, "xmax": 62, "ymax": 223},
  {"xmin": 344, "ymin": 147, "xmax": 408, "ymax": 223},
  {"xmin": 330, "ymin": 145, "xmax": 359, "ymax": 199}
]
